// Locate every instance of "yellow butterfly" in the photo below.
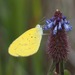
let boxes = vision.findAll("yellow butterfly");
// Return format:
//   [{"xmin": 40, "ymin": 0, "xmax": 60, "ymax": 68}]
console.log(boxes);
[{"xmin": 8, "ymin": 24, "xmax": 43, "ymax": 57}]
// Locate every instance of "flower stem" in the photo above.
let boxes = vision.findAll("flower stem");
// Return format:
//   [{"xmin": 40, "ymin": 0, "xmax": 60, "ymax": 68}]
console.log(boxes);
[
  {"xmin": 60, "ymin": 60, "xmax": 64, "ymax": 75},
  {"xmin": 56, "ymin": 62, "xmax": 59, "ymax": 74}
]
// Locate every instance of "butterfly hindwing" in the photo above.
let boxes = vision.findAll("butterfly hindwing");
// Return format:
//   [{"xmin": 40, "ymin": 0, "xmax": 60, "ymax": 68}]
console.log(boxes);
[{"xmin": 8, "ymin": 25, "xmax": 43, "ymax": 57}]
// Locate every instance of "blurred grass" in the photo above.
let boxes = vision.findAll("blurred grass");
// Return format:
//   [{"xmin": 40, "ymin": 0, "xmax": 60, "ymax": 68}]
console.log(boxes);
[
  {"xmin": 0, "ymin": 0, "xmax": 45, "ymax": 75},
  {"xmin": 0, "ymin": 0, "xmax": 75, "ymax": 75}
]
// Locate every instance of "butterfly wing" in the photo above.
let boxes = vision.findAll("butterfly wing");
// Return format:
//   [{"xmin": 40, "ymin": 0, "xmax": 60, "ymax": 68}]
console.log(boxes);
[{"xmin": 8, "ymin": 25, "xmax": 43, "ymax": 57}]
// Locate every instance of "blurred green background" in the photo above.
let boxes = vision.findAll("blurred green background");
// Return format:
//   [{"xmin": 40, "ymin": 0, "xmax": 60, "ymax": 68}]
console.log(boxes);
[{"xmin": 0, "ymin": 0, "xmax": 75, "ymax": 75}]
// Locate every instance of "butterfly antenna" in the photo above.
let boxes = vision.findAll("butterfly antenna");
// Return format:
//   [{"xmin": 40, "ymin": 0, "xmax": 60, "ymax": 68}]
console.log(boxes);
[{"xmin": 38, "ymin": 16, "xmax": 46, "ymax": 25}]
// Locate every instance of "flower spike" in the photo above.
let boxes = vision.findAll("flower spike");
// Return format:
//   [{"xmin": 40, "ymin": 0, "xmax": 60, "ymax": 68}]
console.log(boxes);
[
  {"xmin": 45, "ymin": 10, "xmax": 72, "ymax": 62},
  {"xmin": 44, "ymin": 10, "xmax": 72, "ymax": 75}
]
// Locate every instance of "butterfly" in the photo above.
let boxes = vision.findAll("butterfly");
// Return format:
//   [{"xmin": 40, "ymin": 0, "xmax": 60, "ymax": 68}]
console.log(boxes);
[{"xmin": 8, "ymin": 24, "xmax": 43, "ymax": 57}]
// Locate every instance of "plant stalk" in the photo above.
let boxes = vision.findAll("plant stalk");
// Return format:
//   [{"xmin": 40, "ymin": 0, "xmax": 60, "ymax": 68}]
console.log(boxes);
[
  {"xmin": 56, "ymin": 62, "xmax": 59, "ymax": 74},
  {"xmin": 60, "ymin": 60, "xmax": 64, "ymax": 75}
]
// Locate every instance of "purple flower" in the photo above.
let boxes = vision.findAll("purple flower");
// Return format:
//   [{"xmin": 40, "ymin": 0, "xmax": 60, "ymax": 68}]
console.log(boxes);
[{"xmin": 43, "ymin": 10, "xmax": 72, "ymax": 35}]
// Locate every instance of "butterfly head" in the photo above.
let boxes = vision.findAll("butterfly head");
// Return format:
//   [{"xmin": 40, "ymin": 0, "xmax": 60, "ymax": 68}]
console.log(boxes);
[{"xmin": 36, "ymin": 24, "xmax": 43, "ymax": 35}]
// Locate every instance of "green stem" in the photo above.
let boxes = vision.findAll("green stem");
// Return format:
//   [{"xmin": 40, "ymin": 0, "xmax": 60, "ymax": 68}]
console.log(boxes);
[
  {"xmin": 60, "ymin": 60, "xmax": 64, "ymax": 75},
  {"xmin": 47, "ymin": 61, "xmax": 56, "ymax": 75}
]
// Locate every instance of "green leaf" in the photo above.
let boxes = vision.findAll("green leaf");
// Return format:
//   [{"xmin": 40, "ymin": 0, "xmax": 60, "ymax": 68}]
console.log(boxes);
[{"xmin": 64, "ymin": 69, "xmax": 71, "ymax": 75}]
